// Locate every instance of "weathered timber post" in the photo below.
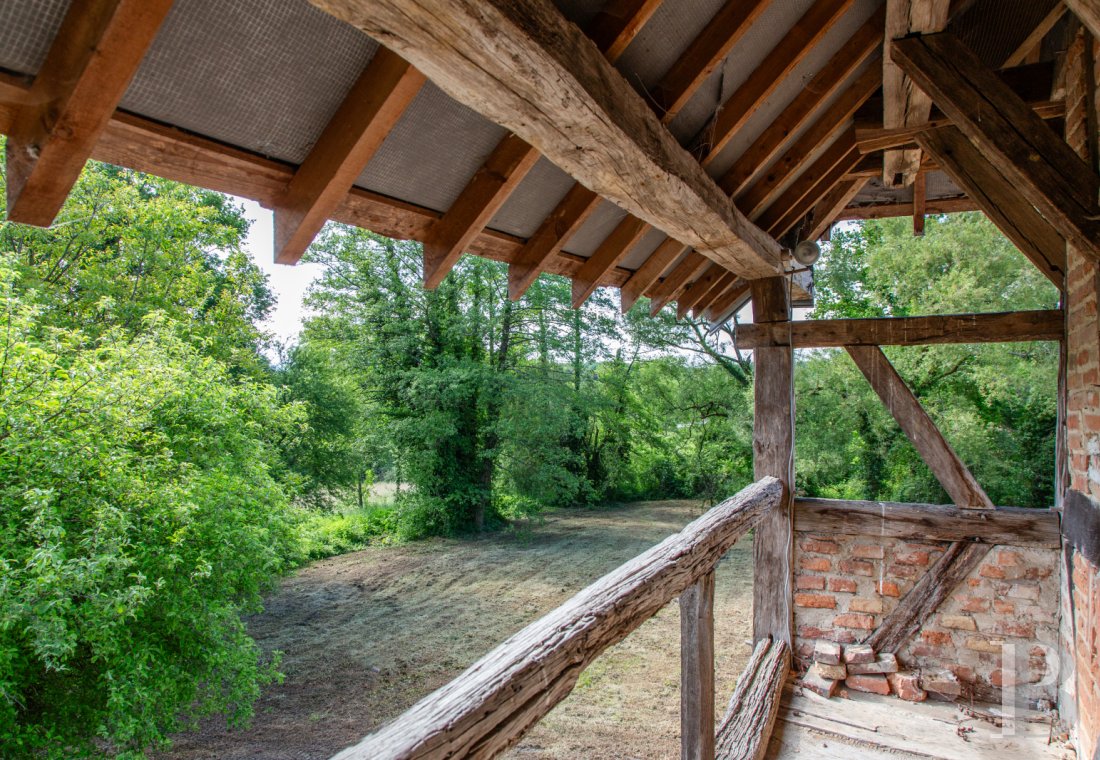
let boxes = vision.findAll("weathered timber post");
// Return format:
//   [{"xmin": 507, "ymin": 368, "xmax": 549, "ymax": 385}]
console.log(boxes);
[
  {"xmin": 680, "ymin": 570, "xmax": 715, "ymax": 760},
  {"xmin": 751, "ymin": 276, "xmax": 794, "ymax": 646}
]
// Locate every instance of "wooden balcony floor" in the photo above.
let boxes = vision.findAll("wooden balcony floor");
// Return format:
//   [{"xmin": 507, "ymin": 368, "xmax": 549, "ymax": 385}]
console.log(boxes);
[{"xmin": 764, "ymin": 683, "xmax": 1073, "ymax": 760}]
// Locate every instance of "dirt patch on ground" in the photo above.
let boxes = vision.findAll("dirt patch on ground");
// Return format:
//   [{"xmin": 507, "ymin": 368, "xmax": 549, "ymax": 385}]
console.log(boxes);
[{"xmin": 157, "ymin": 500, "xmax": 755, "ymax": 760}]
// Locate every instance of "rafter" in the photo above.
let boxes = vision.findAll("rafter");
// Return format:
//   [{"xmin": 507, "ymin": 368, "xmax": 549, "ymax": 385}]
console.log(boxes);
[
  {"xmin": 689, "ymin": 271, "xmax": 738, "ymax": 319},
  {"xmin": 705, "ymin": 279, "xmax": 751, "ymax": 322},
  {"xmin": 805, "ymin": 177, "xmax": 867, "ymax": 240},
  {"xmin": 652, "ymin": 0, "xmax": 773, "ymax": 125},
  {"xmin": 754, "ymin": 130, "xmax": 858, "ymax": 227},
  {"xmin": 882, "ymin": 0, "xmax": 951, "ymax": 188},
  {"xmin": 837, "ymin": 196, "xmax": 978, "ymax": 221},
  {"xmin": 893, "ymin": 33, "xmax": 1100, "ymax": 259},
  {"xmin": 1066, "ymin": 0, "xmax": 1100, "ymax": 41},
  {"xmin": 648, "ymin": 252, "xmax": 710, "ymax": 316},
  {"xmin": 586, "ymin": 0, "xmax": 664, "ymax": 62},
  {"xmin": 422, "ymin": 133, "xmax": 540, "ymax": 287},
  {"xmin": 719, "ymin": 7, "xmax": 884, "ymax": 197},
  {"xmin": 917, "ymin": 125, "xmax": 1066, "ymax": 285},
  {"xmin": 571, "ymin": 215, "xmax": 650, "ymax": 307},
  {"xmin": 508, "ymin": 185, "xmax": 602, "ymax": 299},
  {"xmin": 1003, "ymin": 2, "xmax": 1067, "ymax": 69},
  {"xmin": 619, "ymin": 238, "xmax": 688, "ymax": 312},
  {"xmin": 5, "ymin": 0, "xmax": 175, "ymax": 226},
  {"xmin": 735, "ymin": 66, "xmax": 881, "ymax": 218},
  {"xmin": 675, "ymin": 264, "xmax": 723, "ymax": 319},
  {"xmin": 275, "ymin": 48, "xmax": 425, "ymax": 265},
  {"xmin": 762, "ymin": 139, "xmax": 863, "ymax": 239}
]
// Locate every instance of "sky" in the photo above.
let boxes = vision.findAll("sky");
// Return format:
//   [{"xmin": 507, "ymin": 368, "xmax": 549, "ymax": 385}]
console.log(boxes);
[{"xmin": 237, "ymin": 198, "xmax": 323, "ymax": 346}]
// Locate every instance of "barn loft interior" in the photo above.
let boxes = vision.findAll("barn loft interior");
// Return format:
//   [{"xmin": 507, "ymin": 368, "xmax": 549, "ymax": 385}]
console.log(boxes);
[{"xmin": 2, "ymin": 0, "xmax": 1099, "ymax": 757}]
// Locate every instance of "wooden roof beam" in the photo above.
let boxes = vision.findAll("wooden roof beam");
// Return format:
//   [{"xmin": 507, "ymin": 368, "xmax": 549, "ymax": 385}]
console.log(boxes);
[
  {"xmin": 705, "ymin": 279, "xmax": 751, "ymax": 323},
  {"xmin": 5, "ymin": 0, "xmax": 175, "ymax": 227},
  {"xmin": 652, "ymin": 0, "xmax": 773, "ymax": 125},
  {"xmin": 836, "ymin": 196, "xmax": 978, "ymax": 221},
  {"xmin": 275, "ymin": 48, "xmax": 425, "ymax": 265},
  {"xmin": 720, "ymin": 7, "xmax": 884, "ymax": 197},
  {"xmin": 698, "ymin": 0, "xmax": 857, "ymax": 168},
  {"xmin": 1065, "ymin": 1, "xmax": 1100, "ymax": 47},
  {"xmin": 761, "ymin": 137, "xmax": 864, "ymax": 239},
  {"xmin": 892, "ymin": 33, "xmax": 1100, "ymax": 260},
  {"xmin": 1003, "ymin": 3, "xmax": 1068, "ymax": 69},
  {"xmin": 882, "ymin": 0, "xmax": 951, "ymax": 189},
  {"xmin": 619, "ymin": 238, "xmax": 688, "ymax": 312},
  {"xmin": 308, "ymin": 0, "xmax": 783, "ymax": 281},
  {"xmin": 735, "ymin": 66, "xmax": 882, "ymax": 218},
  {"xmin": 586, "ymin": 0, "xmax": 664, "ymax": 62},
  {"xmin": 917, "ymin": 125, "xmax": 1066, "ymax": 286},
  {"xmin": 675, "ymin": 264, "xmax": 724, "ymax": 319},
  {"xmin": 422, "ymin": 133, "xmax": 540, "ymax": 287},
  {"xmin": 805, "ymin": 177, "xmax": 868, "ymax": 241},
  {"xmin": 570, "ymin": 215, "xmax": 650, "ymax": 307},
  {"xmin": 648, "ymin": 252, "xmax": 710, "ymax": 316},
  {"xmin": 688, "ymin": 271, "xmax": 739, "ymax": 319},
  {"xmin": 508, "ymin": 185, "xmax": 602, "ymax": 299}
]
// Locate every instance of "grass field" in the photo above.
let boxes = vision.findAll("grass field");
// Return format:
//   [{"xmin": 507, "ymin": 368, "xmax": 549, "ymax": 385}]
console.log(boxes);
[{"xmin": 157, "ymin": 500, "xmax": 756, "ymax": 760}]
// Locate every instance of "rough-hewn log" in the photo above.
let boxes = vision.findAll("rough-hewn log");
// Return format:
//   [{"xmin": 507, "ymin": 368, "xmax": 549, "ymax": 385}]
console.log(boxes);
[
  {"xmin": 836, "ymin": 196, "xmax": 978, "ymax": 220},
  {"xmin": 891, "ymin": 33, "xmax": 1100, "ymax": 259},
  {"xmin": 276, "ymin": 48, "xmax": 425, "ymax": 265},
  {"xmin": 1066, "ymin": 0, "xmax": 1100, "ymax": 44},
  {"xmin": 865, "ymin": 541, "xmax": 991, "ymax": 653},
  {"xmin": 882, "ymin": 0, "xmax": 950, "ymax": 188},
  {"xmin": 847, "ymin": 346, "xmax": 993, "ymax": 509},
  {"xmin": 714, "ymin": 638, "xmax": 790, "ymax": 760},
  {"xmin": 620, "ymin": 238, "xmax": 688, "ymax": 312},
  {"xmin": 309, "ymin": 0, "xmax": 783, "ymax": 278},
  {"xmin": 917, "ymin": 125, "xmax": 1066, "ymax": 287},
  {"xmin": 681, "ymin": 570, "xmax": 716, "ymax": 760},
  {"xmin": 329, "ymin": 477, "xmax": 783, "ymax": 760},
  {"xmin": 752, "ymin": 278, "xmax": 794, "ymax": 646},
  {"xmin": 5, "ymin": 0, "xmax": 175, "ymax": 226},
  {"xmin": 735, "ymin": 310, "xmax": 1064, "ymax": 349},
  {"xmin": 794, "ymin": 498, "xmax": 1061, "ymax": 548}
]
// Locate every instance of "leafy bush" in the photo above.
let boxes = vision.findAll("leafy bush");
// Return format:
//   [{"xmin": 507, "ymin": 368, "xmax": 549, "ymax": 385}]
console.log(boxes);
[
  {"xmin": 295, "ymin": 505, "xmax": 398, "ymax": 561},
  {"xmin": 0, "ymin": 261, "xmax": 298, "ymax": 757}
]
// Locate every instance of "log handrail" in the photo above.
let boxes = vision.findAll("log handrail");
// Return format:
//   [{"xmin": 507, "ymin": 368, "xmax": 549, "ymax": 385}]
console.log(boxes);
[{"xmin": 330, "ymin": 477, "xmax": 784, "ymax": 760}]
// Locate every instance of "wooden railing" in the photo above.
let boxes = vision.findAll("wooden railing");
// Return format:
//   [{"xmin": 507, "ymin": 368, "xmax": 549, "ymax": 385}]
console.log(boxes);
[{"xmin": 329, "ymin": 477, "xmax": 784, "ymax": 760}]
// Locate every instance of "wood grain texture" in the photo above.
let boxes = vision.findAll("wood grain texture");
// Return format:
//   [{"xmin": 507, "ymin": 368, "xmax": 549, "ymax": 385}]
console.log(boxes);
[
  {"xmin": 847, "ymin": 346, "xmax": 993, "ymax": 509},
  {"xmin": 720, "ymin": 7, "xmax": 884, "ymax": 198},
  {"xmin": 715, "ymin": 638, "xmax": 790, "ymax": 760},
  {"xmin": 751, "ymin": 277, "xmax": 794, "ymax": 646},
  {"xmin": 309, "ymin": 0, "xmax": 783, "ymax": 278},
  {"xmin": 619, "ymin": 238, "xmax": 688, "ymax": 312},
  {"xmin": 5, "ymin": 0, "xmax": 175, "ymax": 226},
  {"xmin": 917, "ymin": 125, "xmax": 1066, "ymax": 286},
  {"xmin": 328, "ymin": 478, "xmax": 783, "ymax": 760},
  {"xmin": 1066, "ymin": 0, "xmax": 1100, "ymax": 45},
  {"xmin": 912, "ymin": 169, "xmax": 926, "ymax": 236},
  {"xmin": 855, "ymin": 100, "xmax": 1065, "ymax": 152},
  {"xmin": 681, "ymin": 571, "xmax": 716, "ymax": 760},
  {"xmin": 700, "ymin": 0, "xmax": 857, "ymax": 167},
  {"xmin": 275, "ymin": 48, "xmax": 424, "ymax": 264},
  {"xmin": 676, "ymin": 264, "xmax": 723, "ymax": 319},
  {"xmin": 423, "ymin": 133, "xmax": 540, "ymax": 287},
  {"xmin": 836, "ymin": 196, "xmax": 978, "ymax": 220},
  {"xmin": 586, "ymin": 0, "xmax": 663, "ymax": 62},
  {"xmin": 865, "ymin": 541, "xmax": 991, "ymax": 653},
  {"xmin": 649, "ymin": 252, "xmax": 710, "ymax": 315},
  {"xmin": 690, "ymin": 272, "xmax": 739, "ymax": 319},
  {"xmin": 794, "ymin": 498, "xmax": 1061, "ymax": 548},
  {"xmin": 735, "ymin": 310, "xmax": 1064, "ymax": 349},
  {"xmin": 891, "ymin": 33, "xmax": 1100, "ymax": 258},
  {"xmin": 882, "ymin": 0, "xmax": 950, "ymax": 188}
]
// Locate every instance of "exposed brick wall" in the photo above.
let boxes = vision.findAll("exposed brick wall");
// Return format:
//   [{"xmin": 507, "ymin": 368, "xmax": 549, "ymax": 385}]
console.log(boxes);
[
  {"xmin": 792, "ymin": 534, "xmax": 1059, "ymax": 705},
  {"xmin": 1064, "ymin": 27, "xmax": 1100, "ymax": 760}
]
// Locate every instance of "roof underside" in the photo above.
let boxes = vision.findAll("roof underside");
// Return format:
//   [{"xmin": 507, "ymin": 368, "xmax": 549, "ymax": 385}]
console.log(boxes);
[{"xmin": 0, "ymin": 0, "xmax": 1071, "ymax": 319}]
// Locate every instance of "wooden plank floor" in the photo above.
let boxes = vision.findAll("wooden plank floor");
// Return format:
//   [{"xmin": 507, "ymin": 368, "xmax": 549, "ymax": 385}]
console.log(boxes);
[{"xmin": 765, "ymin": 683, "xmax": 1073, "ymax": 760}]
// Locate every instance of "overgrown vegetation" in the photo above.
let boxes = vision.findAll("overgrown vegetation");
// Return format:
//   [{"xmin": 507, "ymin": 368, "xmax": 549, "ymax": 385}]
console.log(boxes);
[{"xmin": 0, "ymin": 155, "xmax": 1057, "ymax": 756}]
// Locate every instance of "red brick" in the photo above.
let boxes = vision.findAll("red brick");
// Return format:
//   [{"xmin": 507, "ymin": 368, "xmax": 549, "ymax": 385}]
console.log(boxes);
[
  {"xmin": 852, "ymin": 544, "xmax": 885, "ymax": 559},
  {"xmin": 888, "ymin": 672, "xmax": 927, "ymax": 702},
  {"xmin": 958, "ymin": 596, "xmax": 988, "ymax": 613},
  {"xmin": 888, "ymin": 564, "xmax": 922, "ymax": 579},
  {"xmin": 997, "ymin": 550, "xmax": 1023, "ymax": 567},
  {"xmin": 895, "ymin": 550, "xmax": 930, "ymax": 566},
  {"xmin": 835, "ymin": 613, "xmax": 875, "ymax": 630},
  {"xmin": 796, "ymin": 575, "xmax": 826, "ymax": 590},
  {"xmin": 840, "ymin": 559, "xmax": 875, "ymax": 577},
  {"xmin": 828, "ymin": 577, "xmax": 857, "ymax": 593},
  {"xmin": 798, "ymin": 625, "xmax": 831, "ymax": 640},
  {"xmin": 992, "ymin": 599, "xmax": 1015, "ymax": 614},
  {"xmin": 800, "ymin": 557, "xmax": 831, "ymax": 572},
  {"xmin": 847, "ymin": 673, "xmax": 891, "ymax": 695},
  {"xmin": 877, "ymin": 580, "xmax": 901, "ymax": 597},
  {"xmin": 850, "ymin": 597, "xmax": 884, "ymax": 614},
  {"xmin": 921, "ymin": 630, "xmax": 953, "ymax": 646},
  {"xmin": 795, "ymin": 593, "xmax": 837, "ymax": 609},
  {"xmin": 996, "ymin": 621, "xmax": 1036, "ymax": 639},
  {"xmin": 941, "ymin": 615, "xmax": 977, "ymax": 631},
  {"xmin": 800, "ymin": 539, "xmax": 840, "ymax": 555}
]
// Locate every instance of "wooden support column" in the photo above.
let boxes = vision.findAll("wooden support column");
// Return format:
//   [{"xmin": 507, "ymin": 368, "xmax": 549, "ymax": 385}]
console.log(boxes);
[
  {"xmin": 912, "ymin": 170, "xmax": 926, "ymax": 236},
  {"xmin": 680, "ymin": 570, "xmax": 715, "ymax": 760},
  {"xmin": 5, "ymin": 0, "xmax": 175, "ymax": 227},
  {"xmin": 751, "ymin": 276, "xmax": 794, "ymax": 646}
]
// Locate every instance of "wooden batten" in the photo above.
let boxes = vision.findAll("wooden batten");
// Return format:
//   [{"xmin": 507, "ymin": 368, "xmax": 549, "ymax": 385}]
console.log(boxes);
[
  {"xmin": 705, "ymin": 279, "xmax": 751, "ymax": 322},
  {"xmin": 680, "ymin": 571, "xmax": 716, "ymax": 760},
  {"xmin": 309, "ymin": 0, "xmax": 783, "ymax": 279},
  {"xmin": 806, "ymin": 177, "xmax": 868, "ymax": 241},
  {"xmin": 836, "ymin": 196, "xmax": 978, "ymax": 220},
  {"xmin": 649, "ymin": 252, "xmax": 710, "ymax": 316},
  {"xmin": 508, "ymin": 185, "xmax": 601, "ymax": 300},
  {"xmin": 675, "ymin": 264, "xmax": 723, "ymax": 319},
  {"xmin": 619, "ymin": 238, "xmax": 689, "ymax": 313},
  {"xmin": 699, "ymin": 0, "xmax": 857, "ymax": 168},
  {"xmin": 586, "ymin": 0, "xmax": 663, "ymax": 62},
  {"xmin": 795, "ymin": 498, "xmax": 1061, "ymax": 548},
  {"xmin": 757, "ymin": 134, "xmax": 864, "ymax": 238},
  {"xmin": 690, "ymin": 271, "xmax": 739, "ymax": 320},
  {"xmin": 5, "ymin": 0, "xmax": 175, "ymax": 227},
  {"xmin": 275, "ymin": 48, "xmax": 425, "ymax": 265},
  {"xmin": 1003, "ymin": 3, "xmax": 1068, "ymax": 69},
  {"xmin": 882, "ymin": 0, "xmax": 951, "ymax": 188},
  {"xmin": 847, "ymin": 345, "xmax": 993, "ymax": 509},
  {"xmin": 917, "ymin": 125, "xmax": 1067, "ymax": 287},
  {"xmin": 720, "ymin": 7, "xmax": 885, "ymax": 198},
  {"xmin": 892, "ymin": 33, "xmax": 1100, "ymax": 260},
  {"xmin": 735, "ymin": 309, "xmax": 1064, "ymax": 349},
  {"xmin": 571, "ymin": 215, "xmax": 650, "ymax": 307}
]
